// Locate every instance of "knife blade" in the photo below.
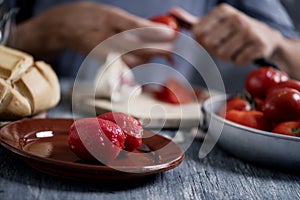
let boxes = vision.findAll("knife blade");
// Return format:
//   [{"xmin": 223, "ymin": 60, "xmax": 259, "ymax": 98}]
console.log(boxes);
[{"xmin": 169, "ymin": 13, "xmax": 193, "ymax": 30}]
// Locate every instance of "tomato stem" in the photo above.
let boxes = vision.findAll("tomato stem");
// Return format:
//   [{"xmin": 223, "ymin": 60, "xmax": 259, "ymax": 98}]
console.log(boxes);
[
  {"xmin": 291, "ymin": 128, "xmax": 300, "ymax": 135},
  {"xmin": 239, "ymin": 90, "xmax": 256, "ymax": 109}
]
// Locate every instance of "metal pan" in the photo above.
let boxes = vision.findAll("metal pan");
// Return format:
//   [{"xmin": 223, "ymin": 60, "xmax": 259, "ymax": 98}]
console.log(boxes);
[{"xmin": 202, "ymin": 95, "xmax": 300, "ymax": 171}]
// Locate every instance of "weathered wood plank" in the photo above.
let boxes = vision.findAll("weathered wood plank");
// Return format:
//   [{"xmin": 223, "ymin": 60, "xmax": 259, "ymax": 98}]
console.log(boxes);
[
  {"xmin": 1, "ymin": 79, "xmax": 300, "ymax": 200},
  {"xmin": 1, "ymin": 138, "xmax": 300, "ymax": 200}
]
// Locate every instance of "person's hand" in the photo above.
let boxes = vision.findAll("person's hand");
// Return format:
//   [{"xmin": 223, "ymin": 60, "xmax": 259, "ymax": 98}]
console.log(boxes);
[
  {"xmin": 13, "ymin": 2, "xmax": 176, "ymax": 63},
  {"xmin": 170, "ymin": 4, "xmax": 284, "ymax": 66}
]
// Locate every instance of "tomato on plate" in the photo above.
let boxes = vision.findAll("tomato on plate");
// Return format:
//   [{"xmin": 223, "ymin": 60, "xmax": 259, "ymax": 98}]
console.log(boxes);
[
  {"xmin": 245, "ymin": 67, "xmax": 289, "ymax": 98},
  {"xmin": 68, "ymin": 112, "xmax": 144, "ymax": 163},
  {"xmin": 219, "ymin": 96, "xmax": 251, "ymax": 117},
  {"xmin": 225, "ymin": 110, "xmax": 271, "ymax": 131},
  {"xmin": 262, "ymin": 87, "xmax": 300, "ymax": 122},
  {"xmin": 98, "ymin": 112, "xmax": 143, "ymax": 152},
  {"xmin": 272, "ymin": 121, "xmax": 300, "ymax": 137},
  {"xmin": 150, "ymin": 14, "xmax": 179, "ymax": 31},
  {"xmin": 68, "ymin": 118, "xmax": 126, "ymax": 163}
]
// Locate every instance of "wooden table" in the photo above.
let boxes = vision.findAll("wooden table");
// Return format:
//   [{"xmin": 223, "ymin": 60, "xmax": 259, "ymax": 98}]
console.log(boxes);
[{"xmin": 1, "ymin": 79, "xmax": 300, "ymax": 200}]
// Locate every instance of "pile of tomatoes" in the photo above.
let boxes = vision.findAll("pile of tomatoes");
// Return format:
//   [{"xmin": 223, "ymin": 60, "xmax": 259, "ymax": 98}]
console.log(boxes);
[{"xmin": 220, "ymin": 67, "xmax": 300, "ymax": 137}]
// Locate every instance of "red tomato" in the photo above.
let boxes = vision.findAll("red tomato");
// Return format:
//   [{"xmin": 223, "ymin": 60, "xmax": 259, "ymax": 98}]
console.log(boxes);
[
  {"xmin": 219, "ymin": 96, "xmax": 251, "ymax": 117},
  {"xmin": 98, "ymin": 112, "xmax": 143, "ymax": 152},
  {"xmin": 149, "ymin": 14, "xmax": 178, "ymax": 63},
  {"xmin": 245, "ymin": 67, "xmax": 289, "ymax": 98},
  {"xmin": 154, "ymin": 85, "xmax": 180, "ymax": 104},
  {"xmin": 150, "ymin": 14, "xmax": 179, "ymax": 31},
  {"xmin": 254, "ymin": 97, "xmax": 264, "ymax": 111},
  {"xmin": 225, "ymin": 110, "xmax": 271, "ymax": 131},
  {"xmin": 154, "ymin": 77, "xmax": 196, "ymax": 104},
  {"xmin": 68, "ymin": 118, "xmax": 126, "ymax": 163},
  {"xmin": 262, "ymin": 87, "xmax": 300, "ymax": 122},
  {"xmin": 268, "ymin": 79, "xmax": 300, "ymax": 93},
  {"xmin": 272, "ymin": 121, "xmax": 300, "ymax": 137}
]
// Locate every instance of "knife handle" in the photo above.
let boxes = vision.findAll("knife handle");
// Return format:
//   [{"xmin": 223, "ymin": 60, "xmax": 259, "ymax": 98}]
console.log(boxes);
[
  {"xmin": 169, "ymin": 13, "xmax": 193, "ymax": 30},
  {"xmin": 253, "ymin": 58, "xmax": 279, "ymax": 70}
]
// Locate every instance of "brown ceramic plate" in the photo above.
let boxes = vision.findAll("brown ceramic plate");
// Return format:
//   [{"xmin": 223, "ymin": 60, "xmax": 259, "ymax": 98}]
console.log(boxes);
[{"xmin": 0, "ymin": 118, "xmax": 184, "ymax": 181}]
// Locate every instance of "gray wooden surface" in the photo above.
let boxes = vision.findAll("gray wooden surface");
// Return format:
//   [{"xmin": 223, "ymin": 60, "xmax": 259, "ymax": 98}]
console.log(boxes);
[{"xmin": 1, "ymin": 79, "xmax": 300, "ymax": 200}]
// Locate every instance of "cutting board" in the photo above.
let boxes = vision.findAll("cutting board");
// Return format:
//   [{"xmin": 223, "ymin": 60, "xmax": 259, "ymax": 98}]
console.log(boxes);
[{"xmin": 75, "ymin": 90, "xmax": 219, "ymax": 129}]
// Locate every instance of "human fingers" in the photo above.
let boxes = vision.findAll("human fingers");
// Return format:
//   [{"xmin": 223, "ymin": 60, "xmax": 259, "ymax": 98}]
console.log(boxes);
[
  {"xmin": 108, "ymin": 31, "xmax": 175, "ymax": 52},
  {"xmin": 233, "ymin": 44, "xmax": 263, "ymax": 66},
  {"xmin": 83, "ymin": 30, "xmax": 174, "ymax": 61},
  {"xmin": 199, "ymin": 15, "xmax": 243, "ymax": 51},
  {"xmin": 122, "ymin": 49, "xmax": 172, "ymax": 68},
  {"xmin": 232, "ymin": 32, "xmax": 277, "ymax": 66},
  {"xmin": 107, "ymin": 6, "xmax": 176, "ymax": 41},
  {"xmin": 193, "ymin": 3, "xmax": 244, "ymax": 42},
  {"xmin": 122, "ymin": 54, "xmax": 150, "ymax": 67},
  {"xmin": 169, "ymin": 7, "xmax": 198, "ymax": 28},
  {"xmin": 213, "ymin": 29, "xmax": 250, "ymax": 61}
]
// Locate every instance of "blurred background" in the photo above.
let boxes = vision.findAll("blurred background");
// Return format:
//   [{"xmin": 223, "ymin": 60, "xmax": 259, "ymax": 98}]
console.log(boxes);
[
  {"xmin": 3, "ymin": 0, "xmax": 300, "ymax": 93},
  {"xmin": 281, "ymin": 0, "xmax": 300, "ymax": 31}
]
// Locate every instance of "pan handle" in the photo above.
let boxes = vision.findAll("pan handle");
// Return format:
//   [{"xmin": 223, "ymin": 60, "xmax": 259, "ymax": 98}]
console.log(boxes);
[{"xmin": 200, "ymin": 106, "xmax": 209, "ymax": 132}]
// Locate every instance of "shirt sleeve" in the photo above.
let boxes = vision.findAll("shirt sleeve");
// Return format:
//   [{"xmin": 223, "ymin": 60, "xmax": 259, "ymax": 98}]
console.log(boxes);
[
  {"xmin": 221, "ymin": 0, "xmax": 299, "ymax": 38},
  {"xmin": 4, "ymin": 0, "xmax": 36, "ymax": 24}
]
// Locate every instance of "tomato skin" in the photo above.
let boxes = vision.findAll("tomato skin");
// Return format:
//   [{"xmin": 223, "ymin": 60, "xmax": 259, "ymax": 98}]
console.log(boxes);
[
  {"xmin": 254, "ymin": 97, "xmax": 264, "ymax": 111},
  {"xmin": 68, "ymin": 112, "xmax": 144, "ymax": 163},
  {"xmin": 154, "ymin": 85, "xmax": 180, "ymax": 104},
  {"xmin": 153, "ymin": 77, "xmax": 196, "ymax": 104},
  {"xmin": 68, "ymin": 118, "xmax": 126, "ymax": 163},
  {"xmin": 245, "ymin": 67, "xmax": 289, "ymax": 98},
  {"xmin": 268, "ymin": 79, "xmax": 300, "ymax": 93},
  {"xmin": 150, "ymin": 14, "xmax": 179, "ymax": 31},
  {"xmin": 98, "ymin": 112, "xmax": 143, "ymax": 152},
  {"xmin": 262, "ymin": 87, "xmax": 300, "ymax": 122},
  {"xmin": 226, "ymin": 97, "xmax": 251, "ymax": 111},
  {"xmin": 219, "ymin": 96, "xmax": 251, "ymax": 117},
  {"xmin": 225, "ymin": 110, "xmax": 271, "ymax": 131},
  {"xmin": 272, "ymin": 121, "xmax": 300, "ymax": 137}
]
